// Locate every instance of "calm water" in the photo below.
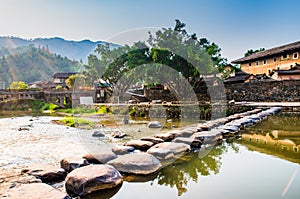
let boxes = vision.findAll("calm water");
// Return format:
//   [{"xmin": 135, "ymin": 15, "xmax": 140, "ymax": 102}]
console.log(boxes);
[{"xmin": 0, "ymin": 112, "xmax": 299, "ymax": 199}]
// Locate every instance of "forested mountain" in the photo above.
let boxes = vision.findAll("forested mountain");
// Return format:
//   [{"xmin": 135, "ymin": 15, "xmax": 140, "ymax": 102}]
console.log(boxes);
[
  {"xmin": 0, "ymin": 36, "xmax": 120, "ymax": 63},
  {"xmin": 0, "ymin": 45, "xmax": 81, "ymax": 83}
]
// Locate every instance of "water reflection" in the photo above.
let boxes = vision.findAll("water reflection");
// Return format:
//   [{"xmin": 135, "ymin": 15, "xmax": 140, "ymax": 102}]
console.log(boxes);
[
  {"xmin": 155, "ymin": 142, "xmax": 238, "ymax": 196},
  {"xmin": 239, "ymin": 113, "xmax": 300, "ymax": 164}
]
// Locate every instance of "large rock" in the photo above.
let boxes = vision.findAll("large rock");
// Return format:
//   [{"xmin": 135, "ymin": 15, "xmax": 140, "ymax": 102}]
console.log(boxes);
[
  {"xmin": 147, "ymin": 147, "xmax": 174, "ymax": 160},
  {"xmin": 21, "ymin": 164, "xmax": 66, "ymax": 183},
  {"xmin": 147, "ymin": 121, "xmax": 162, "ymax": 128},
  {"xmin": 60, "ymin": 157, "xmax": 89, "ymax": 173},
  {"xmin": 4, "ymin": 183, "xmax": 66, "ymax": 199},
  {"xmin": 65, "ymin": 165, "xmax": 122, "ymax": 197},
  {"xmin": 92, "ymin": 131, "xmax": 105, "ymax": 137},
  {"xmin": 83, "ymin": 150, "xmax": 117, "ymax": 164},
  {"xmin": 125, "ymin": 140, "xmax": 154, "ymax": 151},
  {"xmin": 149, "ymin": 142, "xmax": 190, "ymax": 156},
  {"xmin": 108, "ymin": 153, "xmax": 161, "ymax": 175},
  {"xmin": 112, "ymin": 145, "xmax": 135, "ymax": 155},
  {"xmin": 172, "ymin": 137, "xmax": 202, "ymax": 148}
]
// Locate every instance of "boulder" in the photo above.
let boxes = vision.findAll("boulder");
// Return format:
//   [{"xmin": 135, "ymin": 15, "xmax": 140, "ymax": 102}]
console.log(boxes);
[
  {"xmin": 108, "ymin": 153, "xmax": 161, "ymax": 175},
  {"xmin": 154, "ymin": 133, "xmax": 174, "ymax": 141},
  {"xmin": 4, "ymin": 183, "xmax": 66, "ymax": 199},
  {"xmin": 147, "ymin": 121, "xmax": 162, "ymax": 128},
  {"xmin": 21, "ymin": 164, "xmax": 66, "ymax": 183},
  {"xmin": 149, "ymin": 142, "xmax": 190, "ymax": 156},
  {"xmin": 192, "ymin": 130, "xmax": 222, "ymax": 144},
  {"xmin": 125, "ymin": 140, "xmax": 153, "ymax": 151},
  {"xmin": 140, "ymin": 136, "xmax": 164, "ymax": 144},
  {"xmin": 65, "ymin": 165, "xmax": 122, "ymax": 197},
  {"xmin": 83, "ymin": 150, "xmax": 117, "ymax": 164},
  {"xmin": 92, "ymin": 131, "xmax": 105, "ymax": 137},
  {"xmin": 60, "ymin": 157, "xmax": 89, "ymax": 173},
  {"xmin": 112, "ymin": 145, "xmax": 135, "ymax": 155}
]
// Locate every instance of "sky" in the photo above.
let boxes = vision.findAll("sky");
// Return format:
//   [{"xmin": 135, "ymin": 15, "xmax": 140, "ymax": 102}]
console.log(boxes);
[{"xmin": 0, "ymin": 0, "xmax": 300, "ymax": 62}]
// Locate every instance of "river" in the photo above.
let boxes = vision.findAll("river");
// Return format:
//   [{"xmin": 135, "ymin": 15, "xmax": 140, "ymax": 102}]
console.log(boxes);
[{"xmin": 0, "ymin": 112, "xmax": 299, "ymax": 198}]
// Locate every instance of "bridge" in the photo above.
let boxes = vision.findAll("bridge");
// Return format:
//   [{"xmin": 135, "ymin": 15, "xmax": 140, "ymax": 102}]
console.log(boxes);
[{"xmin": 0, "ymin": 90, "xmax": 73, "ymax": 108}]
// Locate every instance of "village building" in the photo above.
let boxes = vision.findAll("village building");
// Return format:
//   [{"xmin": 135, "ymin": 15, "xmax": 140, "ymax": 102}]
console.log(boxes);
[
  {"xmin": 53, "ymin": 72, "xmax": 78, "ymax": 85},
  {"xmin": 232, "ymin": 40, "xmax": 300, "ymax": 77}
]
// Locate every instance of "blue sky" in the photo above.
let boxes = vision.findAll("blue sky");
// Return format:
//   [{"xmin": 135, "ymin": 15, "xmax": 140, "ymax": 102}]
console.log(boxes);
[{"xmin": 0, "ymin": 0, "xmax": 299, "ymax": 61}]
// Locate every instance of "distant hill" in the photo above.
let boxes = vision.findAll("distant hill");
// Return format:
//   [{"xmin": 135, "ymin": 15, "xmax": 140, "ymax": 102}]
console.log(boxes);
[
  {"xmin": 0, "ymin": 45, "xmax": 81, "ymax": 84},
  {"xmin": 0, "ymin": 36, "xmax": 120, "ymax": 63}
]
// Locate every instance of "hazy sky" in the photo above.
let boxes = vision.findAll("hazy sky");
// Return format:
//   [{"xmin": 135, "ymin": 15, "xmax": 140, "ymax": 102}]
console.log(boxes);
[{"xmin": 0, "ymin": 0, "xmax": 299, "ymax": 61}]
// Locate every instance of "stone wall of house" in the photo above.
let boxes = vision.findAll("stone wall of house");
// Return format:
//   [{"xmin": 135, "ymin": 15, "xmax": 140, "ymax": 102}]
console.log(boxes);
[{"xmin": 225, "ymin": 80, "xmax": 300, "ymax": 102}]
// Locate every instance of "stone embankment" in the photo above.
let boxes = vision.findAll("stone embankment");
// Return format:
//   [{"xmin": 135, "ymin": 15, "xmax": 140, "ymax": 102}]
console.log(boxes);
[{"xmin": 3, "ymin": 107, "xmax": 282, "ymax": 198}]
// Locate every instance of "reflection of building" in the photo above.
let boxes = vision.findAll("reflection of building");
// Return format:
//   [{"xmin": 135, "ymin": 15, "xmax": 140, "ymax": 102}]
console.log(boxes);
[
  {"xmin": 238, "ymin": 133, "xmax": 300, "ymax": 164},
  {"xmin": 232, "ymin": 41, "xmax": 300, "ymax": 76}
]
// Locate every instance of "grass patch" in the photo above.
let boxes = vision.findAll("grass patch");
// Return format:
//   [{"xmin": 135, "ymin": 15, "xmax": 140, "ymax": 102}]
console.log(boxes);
[{"xmin": 55, "ymin": 117, "xmax": 95, "ymax": 128}]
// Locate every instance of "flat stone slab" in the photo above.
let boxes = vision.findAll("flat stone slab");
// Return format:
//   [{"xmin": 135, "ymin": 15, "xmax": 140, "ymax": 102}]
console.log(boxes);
[
  {"xmin": 154, "ymin": 133, "xmax": 174, "ymax": 141},
  {"xmin": 140, "ymin": 136, "xmax": 164, "ymax": 144},
  {"xmin": 4, "ymin": 183, "xmax": 66, "ymax": 199},
  {"xmin": 108, "ymin": 153, "xmax": 162, "ymax": 175},
  {"xmin": 65, "ymin": 165, "xmax": 122, "ymax": 197},
  {"xmin": 147, "ymin": 147, "xmax": 175, "ymax": 160},
  {"xmin": 112, "ymin": 145, "xmax": 135, "ymax": 155},
  {"xmin": 172, "ymin": 137, "xmax": 202, "ymax": 148},
  {"xmin": 21, "ymin": 164, "xmax": 66, "ymax": 183},
  {"xmin": 149, "ymin": 142, "xmax": 190, "ymax": 155},
  {"xmin": 125, "ymin": 140, "xmax": 154, "ymax": 151},
  {"xmin": 83, "ymin": 150, "xmax": 117, "ymax": 164}
]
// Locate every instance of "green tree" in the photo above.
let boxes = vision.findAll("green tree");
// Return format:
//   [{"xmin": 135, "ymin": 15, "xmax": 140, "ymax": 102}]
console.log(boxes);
[
  {"xmin": 244, "ymin": 48, "xmax": 265, "ymax": 57},
  {"xmin": 66, "ymin": 74, "xmax": 81, "ymax": 88},
  {"xmin": 9, "ymin": 81, "xmax": 28, "ymax": 90}
]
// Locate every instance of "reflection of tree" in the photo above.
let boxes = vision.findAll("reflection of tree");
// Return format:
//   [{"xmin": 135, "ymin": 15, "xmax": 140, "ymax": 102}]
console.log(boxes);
[{"xmin": 155, "ymin": 143, "xmax": 238, "ymax": 196}]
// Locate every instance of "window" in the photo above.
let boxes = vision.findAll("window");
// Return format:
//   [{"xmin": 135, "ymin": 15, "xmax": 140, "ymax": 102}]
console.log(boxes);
[
  {"xmin": 293, "ymin": 52, "xmax": 299, "ymax": 59},
  {"xmin": 274, "ymin": 58, "xmax": 277, "ymax": 62},
  {"xmin": 263, "ymin": 60, "xmax": 267, "ymax": 65},
  {"xmin": 256, "ymin": 61, "xmax": 259, "ymax": 65},
  {"xmin": 282, "ymin": 54, "xmax": 289, "ymax": 60},
  {"xmin": 249, "ymin": 63, "xmax": 252, "ymax": 66}
]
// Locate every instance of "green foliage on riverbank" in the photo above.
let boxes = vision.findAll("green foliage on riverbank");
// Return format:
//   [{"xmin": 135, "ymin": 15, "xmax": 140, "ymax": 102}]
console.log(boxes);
[{"xmin": 57, "ymin": 117, "xmax": 95, "ymax": 128}]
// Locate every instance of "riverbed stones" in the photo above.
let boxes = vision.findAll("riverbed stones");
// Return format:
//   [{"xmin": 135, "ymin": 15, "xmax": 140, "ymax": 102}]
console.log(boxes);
[
  {"xmin": 112, "ymin": 131, "xmax": 127, "ymax": 138},
  {"xmin": 60, "ymin": 158, "xmax": 89, "ymax": 173},
  {"xmin": 140, "ymin": 136, "xmax": 164, "ymax": 144},
  {"xmin": 107, "ymin": 153, "xmax": 162, "ymax": 175},
  {"xmin": 92, "ymin": 131, "xmax": 105, "ymax": 137},
  {"xmin": 148, "ymin": 142, "xmax": 190, "ymax": 156},
  {"xmin": 83, "ymin": 150, "xmax": 117, "ymax": 164},
  {"xmin": 172, "ymin": 137, "xmax": 202, "ymax": 148},
  {"xmin": 4, "ymin": 183, "xmax": 67, "ymax": 199},
  {"xmin": 125, "ymin": 140, "xmax": 154, "ymax": 151},
  {"xmin": 65, "ymin": 165, "xmax": 122, "ymax": 197},
  {"xmin": 21, "ymin": 164, "xmax": 66, "ymax": 183},
  {"xmin": 192, "ymin": 130, "xmax": 222, "ymax": 144},
  {"xmin": 112, "ymin": 145, "xmax": 135, "ymax": 155},
  {"xmin": 147, "ymin": 121, "xmax": 162, "ymax": 128}
]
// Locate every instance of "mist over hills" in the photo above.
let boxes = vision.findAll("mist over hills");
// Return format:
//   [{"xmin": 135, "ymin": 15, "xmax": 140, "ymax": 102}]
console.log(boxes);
[
  {"xmin": 0, "ymin": 45, "xmax": 81, "ymax": 84},
  {"xmin": 0, "ymin": 36, "xmax": 120, "ymax": 63}
]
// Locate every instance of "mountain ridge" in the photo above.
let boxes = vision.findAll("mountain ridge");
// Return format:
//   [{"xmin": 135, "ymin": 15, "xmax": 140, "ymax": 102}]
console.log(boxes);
[{"xmin": 0, "ymin": 36, "xmax": 120, "ymax": 63}]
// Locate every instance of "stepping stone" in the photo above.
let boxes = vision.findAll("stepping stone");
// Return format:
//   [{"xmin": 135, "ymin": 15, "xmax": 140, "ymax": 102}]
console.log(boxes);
[
  {"xmin": 140, "ymin": 136, "xmax": 164, "ymax": 144},
  {"xmin": 125, "ymin": 140, "xmax": 154, "ymax": 151},
  {"xmin": 108, "ymin": 153, "xmax": 161, "ymax": 175},
  {"xmin": 154, "ymin": 133, "xmax": 174, "ymax": 141},
  {"xmin": 83, "ymin": 150, "xmax": 117, "ymax": 164},
  {"xmin": 112, "ymin": 145, "xmax": 135, "ymax": 155},
  {"xmin": 172, "ymin": 137, "xmax": 202, "ymax": 148},
  {"xmin": 60, "ymin": 157, "xmax": 89, "ymax": 173},
  {"xmin": 149, "ymin": 142, "xmax": 190, "ymax": 156},
  {"xmin": 65, "ymin": 165, "xmax": 122, "ymax": 197}
]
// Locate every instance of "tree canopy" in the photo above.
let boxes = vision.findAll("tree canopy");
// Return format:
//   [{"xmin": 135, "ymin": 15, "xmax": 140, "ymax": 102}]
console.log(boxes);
[
  {"xmin": 84, "ymin": 20, "xmax": 227, "ymax": 85},
  {"xmin": 244, "ymin": 48, "xmax": 265, "ymax": 57}
]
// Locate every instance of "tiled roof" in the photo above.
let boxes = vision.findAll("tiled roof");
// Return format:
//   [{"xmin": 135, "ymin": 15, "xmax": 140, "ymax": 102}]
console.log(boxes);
[{"xmin": 232, "ymin": 40, "xmax": 300, "ymax": 63}]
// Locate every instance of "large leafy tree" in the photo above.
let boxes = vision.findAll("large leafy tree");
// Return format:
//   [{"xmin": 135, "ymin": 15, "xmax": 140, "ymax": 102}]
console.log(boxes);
[{"xmin": 83, "ymin": 20, "xmax": 228, "ymax": 94}]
